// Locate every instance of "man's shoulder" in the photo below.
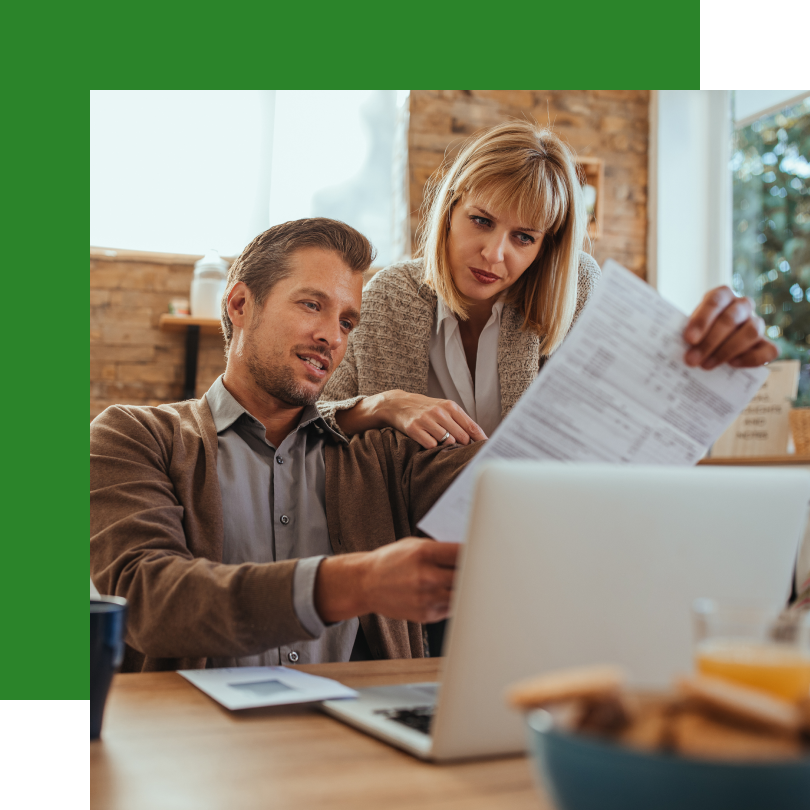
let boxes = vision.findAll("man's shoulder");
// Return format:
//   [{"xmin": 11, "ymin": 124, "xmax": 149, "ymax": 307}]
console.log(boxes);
[
  {"xmin": 93, "ymin": 398, "xmax": 204, "ymax": 427},
  {"xmin": 91, "ymin": 398, "xmax": 214, "ymax": 447}
]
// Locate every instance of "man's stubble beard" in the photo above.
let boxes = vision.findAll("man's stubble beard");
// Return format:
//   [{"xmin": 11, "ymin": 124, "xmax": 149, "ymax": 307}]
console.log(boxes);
[{"xmin": 243, "ymin": 330, "xmax": 327, "ymax": 407}]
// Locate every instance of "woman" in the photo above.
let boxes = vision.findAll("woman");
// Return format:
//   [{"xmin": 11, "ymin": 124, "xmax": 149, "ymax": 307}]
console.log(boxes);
[{"xmin": 320, "ymin": 121, "xmax": 775, "ymax": 446}]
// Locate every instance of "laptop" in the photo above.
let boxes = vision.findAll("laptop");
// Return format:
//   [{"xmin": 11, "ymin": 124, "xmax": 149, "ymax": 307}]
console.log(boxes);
[{"xmin": 321, "ymin": 462, "xmax": 810, "ymax": 761}]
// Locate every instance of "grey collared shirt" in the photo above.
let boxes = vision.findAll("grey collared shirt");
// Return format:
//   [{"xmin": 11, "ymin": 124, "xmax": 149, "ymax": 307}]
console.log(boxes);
[{"xmin": 206, "ymin": 376, "xmax": 358, "ymax": 667}]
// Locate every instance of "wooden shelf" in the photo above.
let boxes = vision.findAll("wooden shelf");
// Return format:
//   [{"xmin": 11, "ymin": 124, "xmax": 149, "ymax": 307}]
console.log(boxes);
[
  {"xmin": 159, "ymin": 315, "xmax": 222, "ymax": 335},
  {"xmin": 158, "ymin": 315, "xmax": 223, "ymax": 400},
  {"xmin": 699, "ymin": 455, "xmax": 810, "ymax": 466}
]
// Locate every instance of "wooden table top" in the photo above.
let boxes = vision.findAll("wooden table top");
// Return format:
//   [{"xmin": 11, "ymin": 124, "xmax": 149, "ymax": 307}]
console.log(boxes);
[{"xmin": 91, "ymin": 659, "xmax": 548, "ymax": 810}]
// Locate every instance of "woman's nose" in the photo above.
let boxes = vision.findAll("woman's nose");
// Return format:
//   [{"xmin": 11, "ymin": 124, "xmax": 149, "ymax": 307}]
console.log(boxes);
[{"xmin": 481, "ymin": 230, "xmax": 507, "ymax": 265}]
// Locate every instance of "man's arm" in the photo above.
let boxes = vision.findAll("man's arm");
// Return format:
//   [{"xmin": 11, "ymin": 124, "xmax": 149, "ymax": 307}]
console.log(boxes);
[
  {"xmin": 315, "ymin": 539, "xmax": 460, "ymax": 625},
  {"xmin": 91, "ymin": 405, "xmax": 314, "ymax": 660}
]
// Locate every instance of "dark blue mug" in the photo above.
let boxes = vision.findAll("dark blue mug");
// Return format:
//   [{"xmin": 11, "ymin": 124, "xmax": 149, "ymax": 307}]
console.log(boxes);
[{"xmin": 90, "ymin": 596, "xmax": 127, "ymax": 740}]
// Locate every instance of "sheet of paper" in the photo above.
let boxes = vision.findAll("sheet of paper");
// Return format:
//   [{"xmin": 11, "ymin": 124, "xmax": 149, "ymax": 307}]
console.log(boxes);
[
  {"xmin": 179, "ymin": 665, "xmax": 358, "ymax": 710},
  {"xmin": 418, "ymin": 260, "xmax": 770, "ymax": 543}
]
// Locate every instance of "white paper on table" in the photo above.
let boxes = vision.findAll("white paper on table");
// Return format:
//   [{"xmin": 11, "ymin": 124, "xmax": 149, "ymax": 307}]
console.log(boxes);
[
  {"xmin": 179, "ymin": 666, "xmax": 358, "ymax": 710},
  {"xmin": 418, "ymin": 259, "xmax": 770, "ymax": 543}
]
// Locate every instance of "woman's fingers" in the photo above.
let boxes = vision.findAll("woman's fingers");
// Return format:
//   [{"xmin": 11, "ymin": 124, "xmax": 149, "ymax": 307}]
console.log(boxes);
[
  {"xmin": 442, "ymin": 401, "xmax": 488, "ymax": 442},
  {"xmin": 424, "ymin": 402, "xmax": 489, "ymax": 446},
  {"xmin": 382, "ymin": 391, "xmax": 487, "ymax": 448},
  {"xmin": 416, "ymin": 411, "xmax": 466, "ymax": 446},
  {"xmin": 684, "ymin": 287, "xmax": 776, "ymax": 369},
  {"xmin": 699, "ymin": 317, "xmax": 768, "ymax": 369},
  {"xmin": 728, "ymin": 339, "xmax": 780, "ymax": 368},
  {"xmin": 684, "ymin": 292, "xmax": 754, "ymax": 366},
  {"xmin": 406, "ymin": 412, "xmax": 467, "ymax": 448},
  {"xmin": 684, "ymin": 286, "xmax": 739, "ymax": 348},
  {"xmin": 410, "ymin": 427, "xmax": 443, "ymax": 449}
]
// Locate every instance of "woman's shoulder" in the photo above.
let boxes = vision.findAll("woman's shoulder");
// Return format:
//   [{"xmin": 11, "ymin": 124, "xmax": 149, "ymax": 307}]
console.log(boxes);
[
  {"xmin": 577, "ymin": 251, "xmax": 602, "ymax": 282},
  {"xmin": 572, "ymin": 252, "xmax": 602, "ymax": 323},
  {"xmin": 576, "ymin": 251, "xmax": 601, "ymax": 296},
  {"xmin": 365, "ymin": 257, "xmax": 426, "ymax": 291},
  {"xmin": 362, "ymin": 257, "xmax": 436, "ymax": 312}
]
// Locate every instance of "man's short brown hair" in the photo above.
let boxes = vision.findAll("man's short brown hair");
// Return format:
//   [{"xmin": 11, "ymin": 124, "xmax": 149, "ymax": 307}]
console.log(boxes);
[{"xmin": 221, "ymin": 218, "xmax": 376, "ymax": 351}]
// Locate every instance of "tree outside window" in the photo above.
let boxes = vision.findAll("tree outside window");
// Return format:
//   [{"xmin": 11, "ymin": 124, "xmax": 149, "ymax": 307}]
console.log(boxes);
[{"xmin": 732, "ymin": 96, "xmax": 810, "ymax": 368}]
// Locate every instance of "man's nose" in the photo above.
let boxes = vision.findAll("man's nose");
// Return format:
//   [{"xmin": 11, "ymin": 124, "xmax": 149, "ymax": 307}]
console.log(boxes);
[
  {"xmin": 481, "ymin": 231, "xmax": 507, "ymax": 265},
  {"xmin": 314, "ymin": 318, "xmax": 344, "ymax": 351}
]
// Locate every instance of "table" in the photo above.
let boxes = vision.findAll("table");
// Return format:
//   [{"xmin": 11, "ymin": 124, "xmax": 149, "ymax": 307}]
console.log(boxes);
[{"xmin": 90, "ymin": 659, "xmax": 548, "ymax": 810}]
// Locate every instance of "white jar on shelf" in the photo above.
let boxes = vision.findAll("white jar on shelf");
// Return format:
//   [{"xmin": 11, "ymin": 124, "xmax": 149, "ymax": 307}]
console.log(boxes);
[{"xmin": 190, "ymin": 249, "xmax": 229, "ymax": 319}]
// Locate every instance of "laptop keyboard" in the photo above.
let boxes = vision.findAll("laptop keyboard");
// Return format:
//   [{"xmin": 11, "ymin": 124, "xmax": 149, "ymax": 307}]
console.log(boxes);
[{"xmin": 374, "ymin": 705, "xmax": 435, "ymax": 735}]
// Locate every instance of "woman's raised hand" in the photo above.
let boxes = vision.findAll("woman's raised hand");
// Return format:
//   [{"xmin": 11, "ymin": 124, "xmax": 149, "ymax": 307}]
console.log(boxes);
[
  {"xmin": 335, "ymin": 389, "xmax": 487, "ymax": 448},
  {"xmin": 683, "ymin": 286, "xmax": 778, "ymax": 370}
]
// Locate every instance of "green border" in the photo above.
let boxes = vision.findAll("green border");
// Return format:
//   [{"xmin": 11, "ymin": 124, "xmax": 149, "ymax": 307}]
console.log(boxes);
[
  {"xmin": 3, "ymin": 81, "xmax": 89, "ymax": 698},
  {"xmin": 2, "ymin": 2, "xmax": 698, "ymax": 700}
]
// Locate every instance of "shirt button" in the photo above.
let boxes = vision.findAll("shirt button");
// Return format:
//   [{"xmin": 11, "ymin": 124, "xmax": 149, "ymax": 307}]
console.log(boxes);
[
  {"xmin": 287, "ymin": 651, "xmax": 299, "ymax": 663},
  {"xmin": 276, "ymin": 455, "xmax": 283, "ymax": 464},
  {"xmin": 280, "ymin": 515, "xmax": 290, "ymax": 525}
]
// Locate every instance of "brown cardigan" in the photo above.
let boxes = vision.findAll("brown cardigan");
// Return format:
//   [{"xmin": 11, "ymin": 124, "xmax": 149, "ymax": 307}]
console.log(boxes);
[{"xmin": 90, "ymin": 397, "xmax": 482, "ymax": 672}]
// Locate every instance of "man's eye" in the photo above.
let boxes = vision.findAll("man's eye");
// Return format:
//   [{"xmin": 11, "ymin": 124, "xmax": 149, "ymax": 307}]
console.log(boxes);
[
  {"xmin": 340, "ymin": 320, "xmax": 354, "ymax": 331},
  {"xmin": 303, "ymin": 301, "xmax": 319, "ymax": 310}
]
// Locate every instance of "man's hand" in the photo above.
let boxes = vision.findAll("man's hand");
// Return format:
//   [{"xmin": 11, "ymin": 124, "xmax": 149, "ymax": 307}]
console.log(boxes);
[
  {"xmin": 683, "ymin": 286, "xmax": 778, "ymax": 370},
  {"xmin": 335, "ymin": 390, "xmax": 487, "ymax": 448},
  {"xmin": 314, "ymin": 538, "xmax": 461, "ymax": 625}
]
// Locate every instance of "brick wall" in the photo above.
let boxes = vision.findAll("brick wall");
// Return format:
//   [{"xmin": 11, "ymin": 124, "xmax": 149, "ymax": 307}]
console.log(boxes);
[
  {"xmin": 408, "ymin": 90, "xmax": 649, "ymax": 277},
  {"xmin": 90, "ymin": 249, "xmax": 228, "ymax": 421}
]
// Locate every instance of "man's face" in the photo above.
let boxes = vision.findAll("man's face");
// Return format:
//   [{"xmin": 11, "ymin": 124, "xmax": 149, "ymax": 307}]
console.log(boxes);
[{"xmin": 240, "ymin": 247, "xmax": 363, "ymax": 407}]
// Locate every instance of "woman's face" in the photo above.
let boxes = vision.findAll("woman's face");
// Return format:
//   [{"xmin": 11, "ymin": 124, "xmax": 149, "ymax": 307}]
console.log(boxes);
[{"xmin": 446, "ymin": 197, "xmax": 545, "ymax": 308}]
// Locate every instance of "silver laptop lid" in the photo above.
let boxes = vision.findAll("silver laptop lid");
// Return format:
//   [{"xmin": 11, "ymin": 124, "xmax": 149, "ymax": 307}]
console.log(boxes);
[{"xmin": 430, "ymin": 462, "xmax": 810, "ymax": 761}]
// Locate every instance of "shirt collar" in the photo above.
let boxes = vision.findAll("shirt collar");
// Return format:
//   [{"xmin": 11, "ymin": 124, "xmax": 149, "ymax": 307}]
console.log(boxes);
[
  {"xmin": 435, "ymin": 294, "xmax": 506, "ymax": 334},
  {"xmin": 205, "ymin": 375, "xmax": 340, "ymax": 441}
]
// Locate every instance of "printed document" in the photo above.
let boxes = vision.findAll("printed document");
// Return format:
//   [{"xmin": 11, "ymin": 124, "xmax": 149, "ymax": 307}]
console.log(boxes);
[
  {"xmin": 418, "ymin": 260, "xmax": 770, "ymax": 543},
  {"xmin": 179, "ymin": 666, "xmax": 358, "ymax": 710}
]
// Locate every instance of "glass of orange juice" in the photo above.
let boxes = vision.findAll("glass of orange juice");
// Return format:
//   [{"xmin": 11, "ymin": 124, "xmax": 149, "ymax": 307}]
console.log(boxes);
[{"xmin": 692, "ymin": 598, "xmax": 810, "ymax": 702}]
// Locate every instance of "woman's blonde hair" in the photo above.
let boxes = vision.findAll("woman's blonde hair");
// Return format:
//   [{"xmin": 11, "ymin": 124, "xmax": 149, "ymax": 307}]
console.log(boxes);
[{"xmin": 416, "ymin": 121, "xmax": 587, "ymax": 356}]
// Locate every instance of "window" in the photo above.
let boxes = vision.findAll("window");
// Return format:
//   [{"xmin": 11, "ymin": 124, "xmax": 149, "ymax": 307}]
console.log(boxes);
[
  {"xmin": 731, "ymin": 95, "xmax": 810, "ymax": 359},
  {"xmin": 90, "ymin": 90, "xmax": 409, "ymax": 263}
]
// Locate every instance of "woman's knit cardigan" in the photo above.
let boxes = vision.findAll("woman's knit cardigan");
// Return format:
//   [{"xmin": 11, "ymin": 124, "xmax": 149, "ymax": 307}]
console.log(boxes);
[{"xmin": 318, "ymin": 254, "xmax": 601, "ymax": 424}]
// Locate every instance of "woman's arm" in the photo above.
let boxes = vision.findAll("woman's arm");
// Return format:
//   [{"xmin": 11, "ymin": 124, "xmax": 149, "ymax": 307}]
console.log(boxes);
[
  {"xmin": 319, "ymin": 332, "xmax": 486, "ymax": 448},
  {"xmin": 316, "ymin": 332, "xmax": 366, "ymax": 432},
  {"xmin": 335, "ymin": 390, "xmax": 487, "ymax": 449}
]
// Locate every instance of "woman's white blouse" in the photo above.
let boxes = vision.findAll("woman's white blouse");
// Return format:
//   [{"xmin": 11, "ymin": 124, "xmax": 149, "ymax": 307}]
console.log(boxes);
[{"xmin": 427, "ymin": 296, "xmax": 505, "ymax": 437}]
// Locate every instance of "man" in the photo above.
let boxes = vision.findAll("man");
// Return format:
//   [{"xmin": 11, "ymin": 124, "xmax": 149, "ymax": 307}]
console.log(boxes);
[{"xmin": 91, "ymin": 219, "xmax": 482, "ymax": 672}]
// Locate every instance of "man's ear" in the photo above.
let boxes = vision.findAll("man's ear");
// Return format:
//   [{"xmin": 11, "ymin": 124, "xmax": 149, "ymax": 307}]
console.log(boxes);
[{"xmin": 227, "ymin": 282, "xmax": 251, "ymax": 328}]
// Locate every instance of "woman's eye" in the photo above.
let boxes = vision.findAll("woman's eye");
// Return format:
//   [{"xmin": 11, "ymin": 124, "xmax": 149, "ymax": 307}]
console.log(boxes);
[
  {"xmin": 470, "ymin": 215, "xmax": 491, "ymax": 227},
  {"xmin": 515, "ymin": 232, "xmax": 535, "ymax": 246}
]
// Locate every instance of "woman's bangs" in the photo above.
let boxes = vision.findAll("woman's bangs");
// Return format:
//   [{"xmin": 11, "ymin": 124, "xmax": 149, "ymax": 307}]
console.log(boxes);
[{"xmin": 466, "ymin": 160, "xmax": 568, "ymax": 236}]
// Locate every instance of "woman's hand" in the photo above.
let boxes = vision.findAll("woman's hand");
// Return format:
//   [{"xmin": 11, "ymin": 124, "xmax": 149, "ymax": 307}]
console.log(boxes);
[
  {"xmin": 335, "ymin": 389, "xmax": 487, "ymax": 448},
  {"xmin": 683, "ymin": 286, "xmax": 778, "ymax": 370}
]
